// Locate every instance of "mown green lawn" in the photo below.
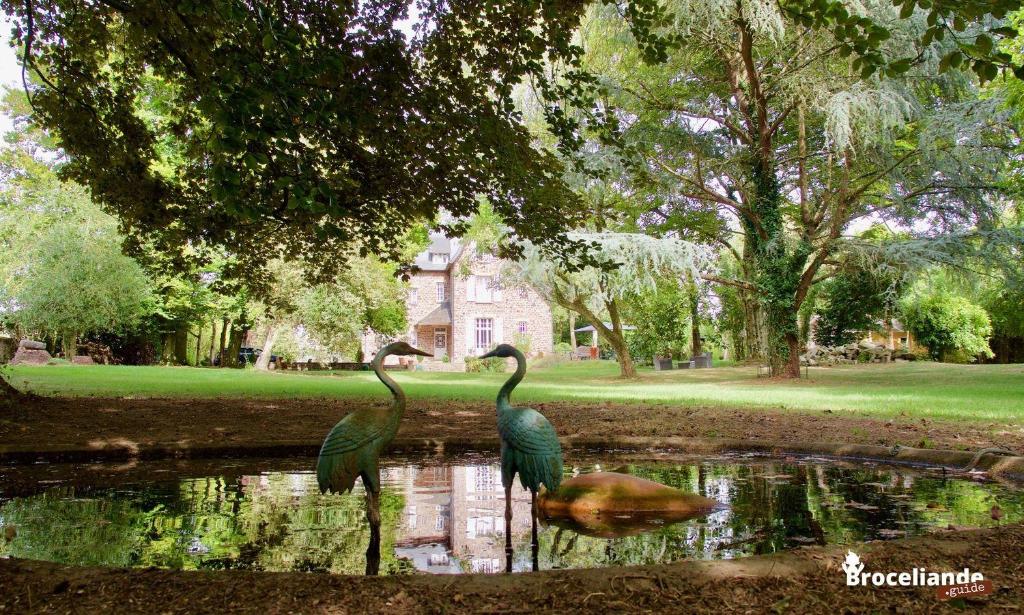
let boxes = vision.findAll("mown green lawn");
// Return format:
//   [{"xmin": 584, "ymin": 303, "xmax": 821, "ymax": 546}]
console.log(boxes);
[{"xmin": 6, "ymin": 360, "xmax": 1024, "ymax": 423}]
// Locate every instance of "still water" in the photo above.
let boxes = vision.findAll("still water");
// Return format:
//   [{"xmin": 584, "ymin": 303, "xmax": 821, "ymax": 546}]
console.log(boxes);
[{"xmin": 1, "ymin": 454, "xmax": 1020, "ymax": 575}]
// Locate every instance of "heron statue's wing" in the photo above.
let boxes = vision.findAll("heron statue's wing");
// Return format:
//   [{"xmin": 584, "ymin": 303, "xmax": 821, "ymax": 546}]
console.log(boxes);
[
  {"xmin": 316, "ymin": 413, "xmax": 385, "ymax": 494},
  {"xmin": 499, "ymin": 408, "xmax": 563, "ymax": 492}
]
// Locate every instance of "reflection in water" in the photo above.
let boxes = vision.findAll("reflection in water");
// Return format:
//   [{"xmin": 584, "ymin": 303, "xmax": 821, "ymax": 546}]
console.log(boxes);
[{"xmin": 1, "ymin": 456, "xmax": 1022, "ymax": 575}]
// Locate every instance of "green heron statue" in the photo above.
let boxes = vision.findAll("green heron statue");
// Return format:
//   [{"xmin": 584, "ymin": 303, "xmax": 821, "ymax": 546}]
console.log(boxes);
[
  {"xmin": 316, "ymin": 340, "xmax": 431, "ymax": 574},
  {"xmin": 479, "ymin": 343, "xmax": 563, "ymax": 572}
]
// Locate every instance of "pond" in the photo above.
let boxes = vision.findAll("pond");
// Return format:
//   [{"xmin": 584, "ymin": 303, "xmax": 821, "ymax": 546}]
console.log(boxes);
[{"xmin": 1, "ymin": 453, "xmax": 1021, "ymax": 575}]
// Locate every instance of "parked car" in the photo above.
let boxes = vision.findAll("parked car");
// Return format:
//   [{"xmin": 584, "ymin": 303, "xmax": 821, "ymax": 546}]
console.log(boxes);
[{"xmin": 239, "ymin": 347, "xmax": 278, "ymax": 365}]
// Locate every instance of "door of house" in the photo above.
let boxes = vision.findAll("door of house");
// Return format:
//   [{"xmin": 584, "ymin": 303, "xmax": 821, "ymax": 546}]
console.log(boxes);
[{"xmin": 433, "ymin": 328, "xmax": 447, "ymax": 359}]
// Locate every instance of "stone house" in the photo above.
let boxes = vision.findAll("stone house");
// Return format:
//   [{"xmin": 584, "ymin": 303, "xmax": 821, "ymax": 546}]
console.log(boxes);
[
  {"xmin": 362, "ymin": 235, "xmax": 553, "ymax": 371},
  {"xmin": 861, "ymin": 319, "xmax": 926, "ymax": 354}
]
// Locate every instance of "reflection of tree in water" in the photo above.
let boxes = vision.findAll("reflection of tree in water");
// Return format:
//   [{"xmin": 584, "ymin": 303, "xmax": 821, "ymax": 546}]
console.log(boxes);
[
  {"xmin": 1, "ymin": 474, "xmax": 407, "ymax": 575},
  {"xmin": 3, "ymin": 461, "xmax": 1022, "ymax": 573},
  {"xmin": 0, "ymin": 487, "xmax": 153, "ymax": 567}
]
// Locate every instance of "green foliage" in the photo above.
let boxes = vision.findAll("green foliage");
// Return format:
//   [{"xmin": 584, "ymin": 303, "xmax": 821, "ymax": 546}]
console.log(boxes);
[
  {"xmin": 465, "ymin": 356, "xmax": 508, "ymax": 374},
  {"xmin": 512, "ymin": 332, "xmax": 533, "ymax": 356},
  {"xmin": 568, "ymin": 0, "xmax": 1011, "ymax": 375},
  {"xmin": 900, "ymin": 279, "xmax": 994, "ymax": 361},
  {"xmin": 814, "ymin": 266, "xmax": 901, "ymax": 347},
  {"xmin": 625, "ymin": 281, "xmax": 690, "ymax": 360},
  {"xmin": 3, "ymin": 0, "xmax": 589, "ymax": 282},
  {"xmin": 12, "ymin": 223, "xmax": 153, "ymax": 345},
  {"xmin": 296, "ymin": 256, "xmax": 407, "ymax": 360}
]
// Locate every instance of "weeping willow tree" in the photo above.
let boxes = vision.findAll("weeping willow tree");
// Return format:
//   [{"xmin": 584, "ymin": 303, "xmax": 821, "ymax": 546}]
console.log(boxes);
[
  {"xmin": 564, "ymin": 0, "xmax": 1013, "ymax": 376},
  {"xmin": 505, "ymin": 232, "xmax": 712, "ymax": 377}
]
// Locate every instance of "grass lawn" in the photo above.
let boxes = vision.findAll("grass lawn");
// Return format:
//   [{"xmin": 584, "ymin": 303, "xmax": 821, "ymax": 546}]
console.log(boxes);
[{"xmin": 6, "ymin": 360, "xmax": 1024, "ymax": 423}]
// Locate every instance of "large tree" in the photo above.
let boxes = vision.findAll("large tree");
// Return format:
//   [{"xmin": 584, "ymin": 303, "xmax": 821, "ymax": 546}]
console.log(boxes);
[
  {"xmin": 3, "ymin": 0, "xmax": 1017, "ymax": 284},
  {"xmin": 567, "ymin": 0, "xmax": 1012, "ymax": 376},
  {"xmin": 506, "ymin": 232, "xmax": 709, "ymax": 377},
  {"xmin": 12, "ymin": 222, "xmax": 154, "ymax": 355}
]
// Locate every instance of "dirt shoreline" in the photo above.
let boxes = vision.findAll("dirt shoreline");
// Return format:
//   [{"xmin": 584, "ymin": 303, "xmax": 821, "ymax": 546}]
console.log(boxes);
[
  {"xmin": 1, "ymin": 524, "xmax": 1020, "ymax": 613},
  {"xmin": 2, "ymin": 395, "xmax": 1022, "ymax": 459}
]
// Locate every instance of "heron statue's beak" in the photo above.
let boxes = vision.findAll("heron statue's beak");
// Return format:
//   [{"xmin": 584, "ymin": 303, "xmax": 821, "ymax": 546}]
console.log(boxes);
[
  {"xmin": 408, "ymin": 346, "xmax": 433, "ymax": 357},
  {"xmin": 479, "ymin": 349, "xmax": 499, "ymax": 360}
]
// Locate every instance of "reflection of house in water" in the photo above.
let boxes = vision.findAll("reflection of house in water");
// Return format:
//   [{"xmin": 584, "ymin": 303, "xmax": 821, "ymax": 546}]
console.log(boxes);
[{"xmin": 390, "ymin": 464, "xmax": 533, "ymax": 573}]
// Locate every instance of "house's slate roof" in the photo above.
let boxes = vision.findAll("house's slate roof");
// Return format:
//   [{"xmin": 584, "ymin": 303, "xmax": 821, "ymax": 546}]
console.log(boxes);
[
  {"xmin": 417, "ymin": 302, "xmax": 453, "ymax": 326},
  {"xmin": 413, "ymin": 234, "xmax": 461, "ymax": 271}
]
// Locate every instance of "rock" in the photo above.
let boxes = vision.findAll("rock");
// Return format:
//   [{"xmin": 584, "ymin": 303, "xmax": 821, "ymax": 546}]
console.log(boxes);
[
  {"xmin": 539, "ymin": 472, "xmax": 723, "ymax": 538},
  {"xmin": 18, "ymin": 339, "xmax": 46, "ymax": 350},
  {"xmin": 9, "ymin": 348, "xmax": 52, "ymax": 365},
  {"xmin": 71, "ymin": 355, "xmax": 95, "ymax": 365}
]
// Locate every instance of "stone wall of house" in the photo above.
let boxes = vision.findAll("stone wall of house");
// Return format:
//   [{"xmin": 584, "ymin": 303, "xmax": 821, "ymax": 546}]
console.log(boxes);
[
  {"xmin": 406, "ymin": 270, "xmax": 449, "ymax": 325},
  {"xmin": 449, "ymin": 254, "xmax": 553, "ymax": 365},
  {"xmin": 361, "ymin": 249, "xmax": 554, "ymax": 371},
  {"xmin": 362, "ymin": 270, "xmax": 449, "ymax": 364}
]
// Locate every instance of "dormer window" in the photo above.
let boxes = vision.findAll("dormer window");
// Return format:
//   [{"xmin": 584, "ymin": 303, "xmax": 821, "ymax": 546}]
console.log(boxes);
[{"xmin": 429, "ymin": 252, "xmax": 449, "ymax": 264}]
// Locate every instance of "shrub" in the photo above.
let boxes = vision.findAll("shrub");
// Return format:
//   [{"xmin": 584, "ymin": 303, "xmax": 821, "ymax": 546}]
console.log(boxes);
[
  {"xmin": 465, "ymin": 356, "xmax": 507, "ymax": 373},
  {"xmin": 900, "ymin": 292, "xmax": 993, "ymax": 362}
]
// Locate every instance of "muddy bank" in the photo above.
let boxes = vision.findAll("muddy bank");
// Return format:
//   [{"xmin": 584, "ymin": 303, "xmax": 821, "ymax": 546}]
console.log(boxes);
[
  {"xmin": 1, "ymin": 523, "xmax": 1020, "ymax": 613},
  {"xmin": 2, "ymin": 396, "xmax": 1022, "ymax": 460}
]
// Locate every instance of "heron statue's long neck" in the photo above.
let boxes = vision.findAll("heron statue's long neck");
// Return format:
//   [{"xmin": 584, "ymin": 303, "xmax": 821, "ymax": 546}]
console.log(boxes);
[
  {"xmin": 372, "ymin": 345, "xmax": 405, "ymax": 418},
  {"xmin": 496, "ymin": 348, "xmax": 527, "ymax": 412}
]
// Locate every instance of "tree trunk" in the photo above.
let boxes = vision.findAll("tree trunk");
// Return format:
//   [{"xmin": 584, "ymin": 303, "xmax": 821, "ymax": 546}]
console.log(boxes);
[
  {"xmin": 62, "ymin": 332, "xmax": 77, "ymax": 359},
  {"xmin": 605, "ymin": 297, "xmax": 636, "ymax": 378},
  {"xmin": 173, "ymin": 327, "xmax": 189, "ymax": 365},
  {"xmin": 225, "ymin": 329, "xmax": 244, "ymax": 367},
  {"xmin": 195, "ymin": 327, "xmax": 203, "ymax": 366},
  {"xmin": 609, "ymin": 333, "xmax": 636, "ymax": 378},
  {"xmin": 688, "ymin": 283, "xmax": 702, "ymax": 358},
  {"xmin": 744, "ymin": 139, "xmax": 809, "ymax": 377},
  {"xmin": 556, "ymin": 294, "xmax": 636, "ymax": 378},
  {"xmin": 255, "ymin": 325, "xmax": 279, "ymax": 371},
  {"xmin": 218, "ymin": 318, "xmax": 229, "ymax": 366},
  {"xmin": 209, "ymin": 321, "xmax": 218, "ymax": 365},
  {"xmin": 160, "ymin": 331, "xmax": 176, "ymax": 364},
  {"xmin": 569, "ymin": 313, "xmax": 577, "ymax": 349}
]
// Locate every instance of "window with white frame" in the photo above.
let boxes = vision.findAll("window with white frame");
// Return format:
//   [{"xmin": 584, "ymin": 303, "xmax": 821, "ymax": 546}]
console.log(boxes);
[
  {"xmin": 475, "ymin": 276, "xmax": 493, "ymax": 303},
  {"xmin": 408, "ymin": 288, "xmax": 418, "ymax": 305},
  {"xmin": 436, "ymin": 281, "xmax": 446, "ymax": 302},
  {"xmin": 516, "ymin": 321, "xmax": 528, "ymax": 335},
  {"xmin": 428, "ymin": 252, "xmax": 449, "ymax": 264},
  {"xmin": 475, "ymin": 318, "xmax": 493, "ymax": 350}
]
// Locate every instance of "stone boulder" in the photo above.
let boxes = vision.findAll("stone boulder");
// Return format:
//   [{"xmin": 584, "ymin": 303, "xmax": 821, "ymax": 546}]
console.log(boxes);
[
  {"xmin": 539, "ymin": 472, "xmax": 723, "ymax": 537},
  {"xmin": 10, "ymin": 347, "xmax": 52, "ymax": 365},
  {"xmin": 71, "ymin": 355, "xmax": 95, "ymax": 365},
  {"xmin": 18, "ymin": 339, "xmax": 46, "ymax": 350}
]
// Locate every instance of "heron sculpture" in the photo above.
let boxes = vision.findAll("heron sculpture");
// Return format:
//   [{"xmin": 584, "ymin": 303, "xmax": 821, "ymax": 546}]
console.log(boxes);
[
  {"xmin": 316, "ymin": 340, "xmax": 431, "ymax": 574},
  {"xmin": 479, "ymin": 343, "xmax": 563, "ymax": 572}
]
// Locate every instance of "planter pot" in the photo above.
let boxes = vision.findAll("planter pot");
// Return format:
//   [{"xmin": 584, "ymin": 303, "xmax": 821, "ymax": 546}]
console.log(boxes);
[{"xmin": 654, "ymin": 357, "xmax": 675, "ymax": 371}]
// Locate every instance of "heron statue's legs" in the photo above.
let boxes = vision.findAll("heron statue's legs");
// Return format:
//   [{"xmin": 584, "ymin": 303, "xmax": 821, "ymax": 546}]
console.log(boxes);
[
  {"xmin": 504, "ymin": 483, "xmax": 513, "ymax": 573},
  {"xmin": 365, "ymin": 481, "xmax": 382, "ymax": 576},
  {"xmin": 531, "ymin": 490, "xmax": 539, "ymax": 572}
]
